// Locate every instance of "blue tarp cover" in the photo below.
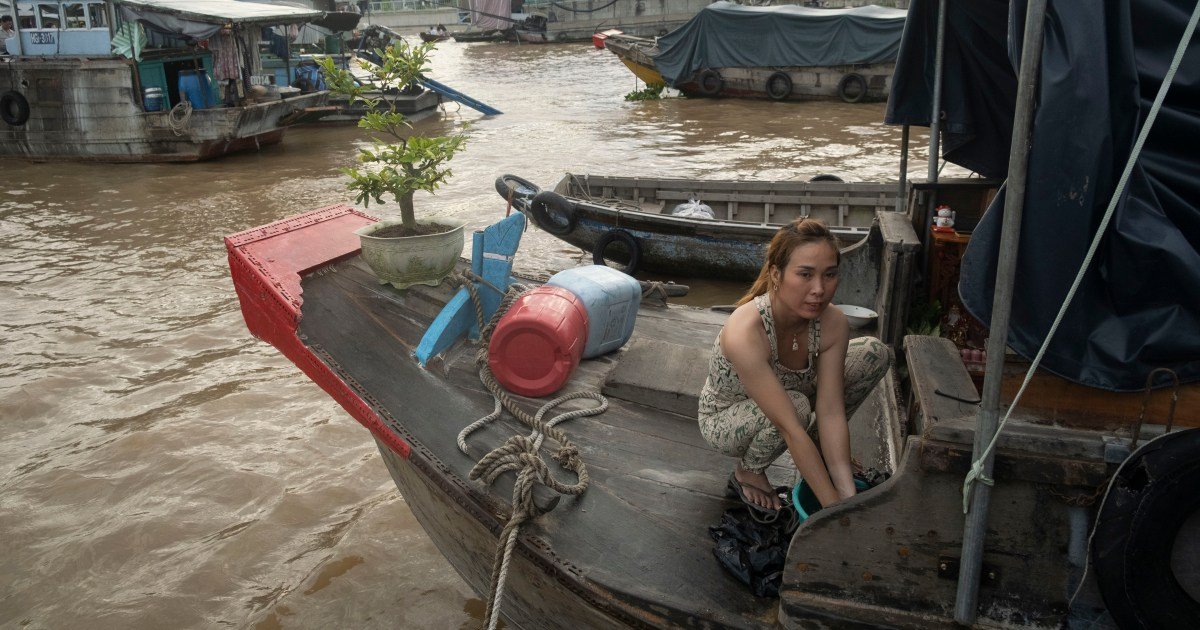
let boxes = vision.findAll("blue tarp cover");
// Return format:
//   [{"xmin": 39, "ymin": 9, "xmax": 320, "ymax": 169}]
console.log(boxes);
[
  {"xmin": 654, "ymin": 2, "xmax": 907, "ymax": 87},
  {"xmin": 888, "ymin": 0, "xmax": 1200, "ymax": 391}
]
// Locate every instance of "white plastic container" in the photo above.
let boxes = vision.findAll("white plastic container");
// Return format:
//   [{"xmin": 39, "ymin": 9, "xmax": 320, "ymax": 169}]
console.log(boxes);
[
  {"xmin": 547, "ymin": 265, "xmax": 641, "ymax": 358},
  {"xmin": 143, "ymin": 87, "xmax": 164, "ymax": 112}
]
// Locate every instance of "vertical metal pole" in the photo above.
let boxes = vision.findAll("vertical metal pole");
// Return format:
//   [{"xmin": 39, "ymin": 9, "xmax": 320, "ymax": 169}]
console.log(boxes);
[
  {"xmin": 897, "ymin": 125, "xmax": 910, "ymax": 215},
  {"xmin": 927, "ymin": 0, "xmax": 946, "ymax": 184},
  {"xmin": 921, "ymin": 0, "xmax": 947, "ymax": 274},
  {"xmin": 953, "ymin": 0, "xmax": 1048, "ymax": 623}
]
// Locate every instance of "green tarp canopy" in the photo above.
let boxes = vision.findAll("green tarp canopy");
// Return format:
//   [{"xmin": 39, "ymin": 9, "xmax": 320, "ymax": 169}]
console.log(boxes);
[{"xmin": 654, "ymin": 2, "xmax": 907, "ymax": 87}]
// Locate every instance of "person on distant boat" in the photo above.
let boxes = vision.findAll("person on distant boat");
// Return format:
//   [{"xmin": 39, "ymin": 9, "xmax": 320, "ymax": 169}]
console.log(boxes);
[
  {"xmin": 1, "ymin": 15, "xmax": 15, "ymax": 54},
  {"xmin": 698, "ymin": 218, "xmax": 892, "ymax": 515},
  {"xmin": 437, "ymin": 24, "xmax": 448, "ymax": 34}
]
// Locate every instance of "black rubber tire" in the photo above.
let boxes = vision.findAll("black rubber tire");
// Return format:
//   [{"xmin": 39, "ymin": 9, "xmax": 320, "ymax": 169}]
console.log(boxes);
[
  {"xmin": 1093, "ymin": 428, "xmax": 1200, "ymax": 630},
  {"xmin": 494, "ymin": 174, "xmax": 540, "ymax": 206},
  {"xmin": 591, "ymin": 229, "xmax": 641, "ymax": 276},
  {"xmin": 809, "ymin": 173, "xmax": 844, "ymax": 182},
  {"xmin": 836, "ymin": 73, "xmax": 867, "ymax": 104},
  {"xmin": 528, "ymin": 190, "xmax": 576, "ymax": 236},
  {"xmin": 765, "ymin": 72, "xmax": 792, "ymax": 101},
  {"xmin": 1, "ymin": 90, "xmax": 31, "ymax": 126},
  {"xmin": 695, "ymin": 69, "xmax": 723, "ymax": 97}
]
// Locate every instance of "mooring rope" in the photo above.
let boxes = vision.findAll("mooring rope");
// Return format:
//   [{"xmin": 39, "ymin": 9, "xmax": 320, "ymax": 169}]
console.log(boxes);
[
  {"xmin": 167, "ymin": 101, "xmax": 192, "ymax": 136},
  {"xmin": 451, "ymin": 271, "xmax": 607, "ymax": 629}
]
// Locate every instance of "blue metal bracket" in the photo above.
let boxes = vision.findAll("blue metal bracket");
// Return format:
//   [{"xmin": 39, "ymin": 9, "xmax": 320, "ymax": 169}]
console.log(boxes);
[
  {"xmin": 414, "ymin": 212, "xmax": 525, "ymax": 366},
  {"xmin": 418, "ymin": 76, "xmax": 502, "ymax": 116}
]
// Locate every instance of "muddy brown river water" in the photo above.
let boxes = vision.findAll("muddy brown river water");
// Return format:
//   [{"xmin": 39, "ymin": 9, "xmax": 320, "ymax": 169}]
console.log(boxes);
[{"xmin": 0, "ymin": 41, "xmax": 947, "ymax": 628}]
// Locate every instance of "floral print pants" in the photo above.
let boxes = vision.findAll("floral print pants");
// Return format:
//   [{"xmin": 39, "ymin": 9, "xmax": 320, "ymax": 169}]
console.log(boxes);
[{"xmin": 698, "ymin": 337, "xmax": 892, "ymax": 473}]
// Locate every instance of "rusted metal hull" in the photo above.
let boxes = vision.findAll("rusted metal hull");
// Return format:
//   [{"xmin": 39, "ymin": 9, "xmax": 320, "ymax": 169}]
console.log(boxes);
[{"xmin": 0, "ymin": 58, "xmax": 327, "ymax": 162}]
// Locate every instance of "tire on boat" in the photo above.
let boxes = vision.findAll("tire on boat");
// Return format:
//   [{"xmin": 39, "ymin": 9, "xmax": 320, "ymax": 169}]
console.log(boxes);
[
  {"xmin": 592, "ymin": 229, "xmax": 641, "ymax": 276},
  {"xmin": 809, "ymin": 173, "xmax": 844, "ymax": 182},
  {"xmin": 494, "ymin": 174, "xmax": 540, "ymax": 205},
  {"xmin": 695, "ymin": 69, "xmax": 724, "ymax": 97},
  {"xmin": 1, "ymin": 90, "xmax": 30, "ymax": 126},
  {"xmin": 837, "ymin": 73, "xmax": 867, "ymax": 104},
  {"xmin": 765, "ymin": 72, "xmax": 792, "ymax": 101},
  {"xmin": 1092, "ymin": 428, "xmax": 1200, "ymax": 629},
  {"xmin": 528, "ymin": 190, "xmax": 577, "ymax": 236}
]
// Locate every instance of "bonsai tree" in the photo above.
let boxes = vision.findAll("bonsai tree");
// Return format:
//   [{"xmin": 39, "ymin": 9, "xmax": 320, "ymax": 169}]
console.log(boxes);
[{"xmin": 317, "ymin": 40, "xmax": 468, "ymax": 236}]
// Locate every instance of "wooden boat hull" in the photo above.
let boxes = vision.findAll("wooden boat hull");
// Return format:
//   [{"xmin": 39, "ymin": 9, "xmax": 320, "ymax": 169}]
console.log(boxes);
[
  {"xmin": 452, "ymin": 29, "xmax": 509, "ymax": 43},
  {"xmin": 226, "ymin": 206, "xmax": 1195, "ymax": 628},
  {"xmin": 604, "ymin": 37, "xmax": 666, "ymax": 85},
  {"xmin": 0, "ymin": 58, "xmax": 326, "ymax": 162},
  {"xmin": 514, "ymin": 173, "xmax": 902, "ymax": 280},
  {"xmin": 419, "ymin": 32, "xmax": 452, "ymax": 43},
  {"xmin": 227, "ymin": 205, "xmax": 910, "ymax": 628}
]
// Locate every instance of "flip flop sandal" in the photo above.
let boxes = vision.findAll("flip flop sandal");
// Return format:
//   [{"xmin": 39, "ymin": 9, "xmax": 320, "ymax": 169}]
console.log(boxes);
[{"xmin": 726, "ymin": 472, "xmax": 781, "ymax": 523}]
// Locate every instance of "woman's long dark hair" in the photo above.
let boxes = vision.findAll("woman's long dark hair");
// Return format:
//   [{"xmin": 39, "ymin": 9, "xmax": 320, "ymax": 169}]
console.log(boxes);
[{"xmin": 736, "ymin": 218, "xmax": 840, "ymax": 306}]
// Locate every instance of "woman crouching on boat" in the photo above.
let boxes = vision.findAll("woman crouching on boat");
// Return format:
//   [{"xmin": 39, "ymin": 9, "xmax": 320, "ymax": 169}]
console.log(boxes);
[{"xmin": 698, "ymin": 218, "xmax": 892, "ymax": 514}]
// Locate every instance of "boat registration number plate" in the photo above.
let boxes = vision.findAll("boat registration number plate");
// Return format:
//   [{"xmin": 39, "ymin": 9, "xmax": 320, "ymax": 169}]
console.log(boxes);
[{"xmin": 31, "ymin": 32, "xmax": 56, "ymax": 44}]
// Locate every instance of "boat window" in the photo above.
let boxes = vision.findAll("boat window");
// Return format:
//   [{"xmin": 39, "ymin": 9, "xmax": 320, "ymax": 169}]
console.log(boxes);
[
  {"xmin": 63, "ymin": 3, "xmax": 85, "ymax": 29},
  {"xmin": 17, "ymin": 2, "xmax": 35, "ymax": 29},
  {"xmin": 36, "ymin": 3, "xmax": 58, "ymax": 28},
  {"xmin": 86, "ymin": 1, "xmax": 105, "ymax": 28}
]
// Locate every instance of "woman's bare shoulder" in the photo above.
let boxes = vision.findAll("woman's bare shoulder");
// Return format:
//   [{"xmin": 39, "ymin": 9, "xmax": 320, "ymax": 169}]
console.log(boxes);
[
  {"xmin": 819, "ymin": 304, "xmax": 850, "ymax": 350},
  {"xmin": 720, "ymin": 301, "xmax": 768, "ymax": 350}
]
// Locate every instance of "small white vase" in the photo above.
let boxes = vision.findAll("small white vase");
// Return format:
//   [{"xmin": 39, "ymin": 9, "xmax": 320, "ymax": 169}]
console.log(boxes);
[{"xmin": 355, "ymin": 218, "xmax": 466, "ymax": 290}]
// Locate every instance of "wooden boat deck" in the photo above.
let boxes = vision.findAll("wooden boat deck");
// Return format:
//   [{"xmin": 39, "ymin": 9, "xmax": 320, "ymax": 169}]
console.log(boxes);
[{"xmin": 297, "ymin": 256, "xmax": 792, "ymax": 626}]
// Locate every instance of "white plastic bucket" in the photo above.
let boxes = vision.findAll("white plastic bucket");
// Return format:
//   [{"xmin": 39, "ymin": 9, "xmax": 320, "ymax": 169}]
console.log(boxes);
[{"xmin": 143, "ymin": 87, "xmax": 164, "ymax": 112}]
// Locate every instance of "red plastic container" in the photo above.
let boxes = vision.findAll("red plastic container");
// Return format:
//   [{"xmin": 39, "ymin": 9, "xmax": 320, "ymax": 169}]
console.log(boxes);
[{"xmin": 488, "ymin": 286, "xmax": 589, "ymax": 397}]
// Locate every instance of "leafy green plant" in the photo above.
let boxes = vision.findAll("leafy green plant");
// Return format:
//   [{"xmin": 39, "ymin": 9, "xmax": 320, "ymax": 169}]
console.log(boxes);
[
  {"xmin": 317, "ymin": 41, "xmax": 468, "ymax": 235},
  {"xmin": 625, "ymin": 83, "xmax": 665, "ymax": 101},
  {"xmin": 906, "ymin": 298, "xmax": 942, "ymax": 337}
]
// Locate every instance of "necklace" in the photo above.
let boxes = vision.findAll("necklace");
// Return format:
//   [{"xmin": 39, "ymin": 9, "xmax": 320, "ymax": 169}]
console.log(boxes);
[{"xmin": 791, "ymin": 330, "xmax": 799, "ymax": 352}]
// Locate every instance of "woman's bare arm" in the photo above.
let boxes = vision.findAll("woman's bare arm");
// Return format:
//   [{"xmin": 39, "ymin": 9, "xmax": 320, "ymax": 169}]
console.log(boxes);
[{"xmin": 814, "ymin": 306, "xmax": 856, "ymax": 499}]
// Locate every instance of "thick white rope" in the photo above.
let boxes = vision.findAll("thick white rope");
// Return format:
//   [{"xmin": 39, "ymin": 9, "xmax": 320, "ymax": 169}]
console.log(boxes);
[{"xmin": 962, "ymin": 0, "xmax": 1200, "ymax": 512}]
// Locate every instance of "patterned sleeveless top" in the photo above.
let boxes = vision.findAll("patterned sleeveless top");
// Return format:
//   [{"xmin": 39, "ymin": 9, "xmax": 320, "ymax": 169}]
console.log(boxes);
[{"xmin": 697, "ymin": 293, "xmax": 821, "ymax": 417}]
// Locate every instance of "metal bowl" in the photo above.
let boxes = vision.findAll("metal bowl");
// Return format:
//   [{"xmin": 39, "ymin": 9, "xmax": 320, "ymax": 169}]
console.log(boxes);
[{"xmin": 834, "ymin": 304, "xmax": 878, "ymax": 329}]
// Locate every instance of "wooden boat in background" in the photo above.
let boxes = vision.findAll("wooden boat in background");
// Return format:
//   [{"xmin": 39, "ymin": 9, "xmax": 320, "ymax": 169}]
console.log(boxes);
[
  {"xmin": 0, "ymin": 0, "xmax": 327, "ymax": 161},
  {"xmin": 451, "ymin": 28, "xmax": 510, "ymax": 43},
  {"xmin": 605, "ymin": 3, "xmax": 905, "ymax": 102},
  {"xmin": 419, "ymin": 31, "xmax": 452, "ymax": 43}
]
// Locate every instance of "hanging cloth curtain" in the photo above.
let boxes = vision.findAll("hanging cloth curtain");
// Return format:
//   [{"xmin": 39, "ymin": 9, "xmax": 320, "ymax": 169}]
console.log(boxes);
[{"xmin": 211, "ymin": 28, "xmax": 240, "ymax": 82}]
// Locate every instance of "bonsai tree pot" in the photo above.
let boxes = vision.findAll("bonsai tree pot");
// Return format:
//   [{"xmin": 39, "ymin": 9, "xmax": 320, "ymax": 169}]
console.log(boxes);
[{"xmin": 355, "ymin": 218, "xmax": 466, "ymax": 289}]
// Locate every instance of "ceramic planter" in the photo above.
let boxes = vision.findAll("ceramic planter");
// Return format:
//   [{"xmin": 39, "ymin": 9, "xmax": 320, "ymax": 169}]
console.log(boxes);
[{"xmin": 355, "ymin": 218, "xmax": 465, "ymax": 289}]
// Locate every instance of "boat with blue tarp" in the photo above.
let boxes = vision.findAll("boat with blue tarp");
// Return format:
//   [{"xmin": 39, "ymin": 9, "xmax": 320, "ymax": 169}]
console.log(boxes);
[{"xmin": 605, "ymin": 2, "xmax": 906, "ymax": 102}]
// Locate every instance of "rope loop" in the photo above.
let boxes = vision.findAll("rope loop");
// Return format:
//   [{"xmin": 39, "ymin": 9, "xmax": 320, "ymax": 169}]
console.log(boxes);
[{"xmin": 451, "ymin": 275, "xmax": 607, "ymax": 629}]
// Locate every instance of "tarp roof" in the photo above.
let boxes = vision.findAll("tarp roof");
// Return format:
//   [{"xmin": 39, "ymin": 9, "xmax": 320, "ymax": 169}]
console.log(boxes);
[
  {"xmin": 888, "ymin": 0, "xmax": 1200, "ymax": 391},
  {"xmin": 114, "ymin": 0, "xmax": 323, "ymax": 25},
  {"xmin": 654, "ymin": 1, "xmax": 907, "ymax": 87}
]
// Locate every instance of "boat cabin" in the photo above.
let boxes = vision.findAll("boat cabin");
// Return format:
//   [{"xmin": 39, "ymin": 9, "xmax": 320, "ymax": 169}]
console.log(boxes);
[{"xmin": 2, "ymin": 0, "xmax": 322, "ymax": 111}]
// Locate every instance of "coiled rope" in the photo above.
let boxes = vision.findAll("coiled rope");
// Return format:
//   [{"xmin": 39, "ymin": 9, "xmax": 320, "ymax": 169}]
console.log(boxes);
[
  {"xmin": 167, "ymin": 101, "xmax": 192, "ymax": 136},
  {"xmin": 452, "ymin": 271, "xmax": 608, "ymax": 630}
]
